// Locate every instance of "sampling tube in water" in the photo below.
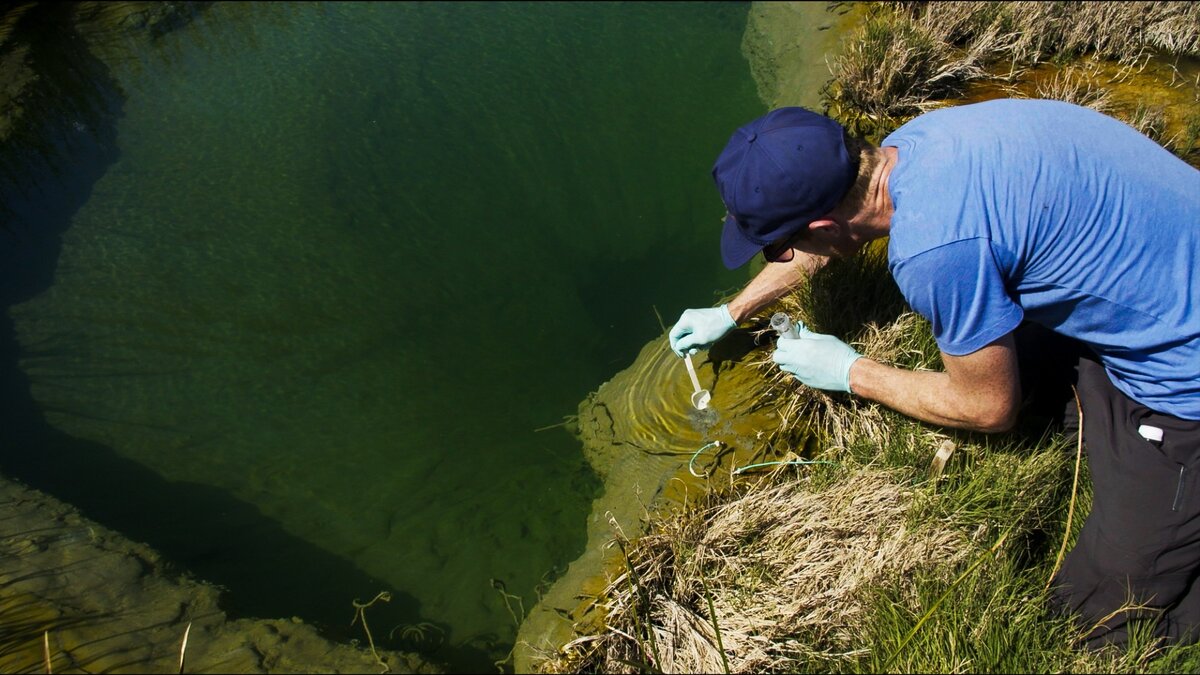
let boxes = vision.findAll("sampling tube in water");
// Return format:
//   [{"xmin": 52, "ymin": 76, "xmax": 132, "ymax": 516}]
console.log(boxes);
[
  {"xmin": 771, "ymin": 312, "xmax": 800, "ymax": 339},
  {"xmin": 683, "ymin": 353, "xmax": 712, "ymax": 411}
]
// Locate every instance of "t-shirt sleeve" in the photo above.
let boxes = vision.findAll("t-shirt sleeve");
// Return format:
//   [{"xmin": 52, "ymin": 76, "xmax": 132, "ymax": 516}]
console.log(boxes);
[{"xmin": 890, "ymin": 238, "xmax": 1024, "ymax": 356}]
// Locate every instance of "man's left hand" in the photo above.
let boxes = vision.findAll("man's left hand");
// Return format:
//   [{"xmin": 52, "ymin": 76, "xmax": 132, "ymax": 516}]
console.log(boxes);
[{"xmin": 772, "ymin": 323, "xmax": 863, "ymax": 393}]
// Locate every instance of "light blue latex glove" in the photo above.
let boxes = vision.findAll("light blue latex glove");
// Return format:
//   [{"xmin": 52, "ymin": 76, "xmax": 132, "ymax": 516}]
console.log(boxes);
[
  {"xmin": 668, "ymin": 305, "xmax": 736, "ymax": 357},
  {"xmin": 772, "ymin": 322, "xmax": 863, "ymax": 393}
]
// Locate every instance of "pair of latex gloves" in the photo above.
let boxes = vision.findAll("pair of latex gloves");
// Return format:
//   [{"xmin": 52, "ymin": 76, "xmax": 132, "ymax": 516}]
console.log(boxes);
[{"xmin": 668, "ymin": 304, "xmax": 861, "ymax": 393}]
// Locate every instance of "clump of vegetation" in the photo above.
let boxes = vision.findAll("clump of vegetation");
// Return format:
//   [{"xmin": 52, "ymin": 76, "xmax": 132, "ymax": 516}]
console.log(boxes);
[
  {"xmin": 825, "ymin": 1, "xmax": 1200, "ymax": 141},
  {"xmin": 534, "ymin": 2, "xmax": 1200, "ymax": 672},
  {"xmin": 1032, "ymin": 62, "xmax": 1115, "ymax": 112},
  {"xmin": 907, "ymin": 1, "xmax": 1200, "ymax": 66},
  {"xmin": 822, "ymin": 4, "xmax": 998, "ymax": 136},
  {"xmin": 546, "ymin": 468, "xmax": 971, "ymax": 673}
]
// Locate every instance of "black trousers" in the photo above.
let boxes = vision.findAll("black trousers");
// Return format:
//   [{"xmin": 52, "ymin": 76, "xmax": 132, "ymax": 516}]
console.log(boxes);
[{"xmin": 1017, "ymin": 323, "xmax": 1200, "ymax": 648}]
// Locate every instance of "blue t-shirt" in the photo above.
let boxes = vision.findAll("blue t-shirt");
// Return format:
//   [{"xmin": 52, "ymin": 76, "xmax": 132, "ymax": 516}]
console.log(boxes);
[{"xmin": 883, "ymin": 99, "xmax": 1200, "ymax": 420}]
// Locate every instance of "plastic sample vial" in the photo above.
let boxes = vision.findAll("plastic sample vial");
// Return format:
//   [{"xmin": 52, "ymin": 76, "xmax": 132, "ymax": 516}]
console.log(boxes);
[{"xmin": 770, "ymin": 312, "xmax": 800, "ymax": 339}]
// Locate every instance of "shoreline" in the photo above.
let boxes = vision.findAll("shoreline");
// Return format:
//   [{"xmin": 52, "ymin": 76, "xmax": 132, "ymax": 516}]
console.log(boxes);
[{"xmin": 511, "ymin": 4, "xmax": 857, "ymax": 670}]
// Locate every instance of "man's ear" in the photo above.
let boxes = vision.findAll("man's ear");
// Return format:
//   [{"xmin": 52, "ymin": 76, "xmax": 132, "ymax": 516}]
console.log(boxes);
[
  {"xmin": 798, "ymin": 216, "xmax": 859, "ymax": 258},
  {"xmin": 805, "ymin": 217, "xmax": 841, "ymax": 239}
]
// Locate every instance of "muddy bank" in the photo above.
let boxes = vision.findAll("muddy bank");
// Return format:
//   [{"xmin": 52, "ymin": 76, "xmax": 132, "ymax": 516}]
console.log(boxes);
[
  {"xmin": 740, "ymin": 2, "xmax": 859, "ymax": 110},
  {"xmin": 0, "ymin": 471, "xmax": 439, "ymax": 674}
]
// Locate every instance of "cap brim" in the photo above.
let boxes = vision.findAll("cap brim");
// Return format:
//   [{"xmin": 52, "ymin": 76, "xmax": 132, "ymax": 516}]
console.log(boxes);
[{"xmin": 720, "ymin": 213, "xmax": 764, "ymax": 270}]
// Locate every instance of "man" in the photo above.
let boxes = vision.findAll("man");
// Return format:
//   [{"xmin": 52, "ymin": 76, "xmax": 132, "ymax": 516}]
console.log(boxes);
[{"xmin": 668, "ymin": 101, "xmax": 1200, "ymax": 647}]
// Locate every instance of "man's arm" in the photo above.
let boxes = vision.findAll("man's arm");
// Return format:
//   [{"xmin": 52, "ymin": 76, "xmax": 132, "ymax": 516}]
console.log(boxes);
[
  {"xmin": 727, "ymin": 251, "xmax": 829, "ymax": 322},
  {"xmin": 670, "ymin": 252, "xmax": 831, "ymax": 355},
  {"xmin": 848, "ymin": 332, "xmax": 1021, "ymax": 433}
]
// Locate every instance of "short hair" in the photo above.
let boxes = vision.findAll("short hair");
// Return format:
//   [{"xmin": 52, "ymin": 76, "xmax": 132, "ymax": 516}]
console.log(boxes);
[{"xmin": 835, "ymin": 132, "xmax": 879, "ymax": 214}]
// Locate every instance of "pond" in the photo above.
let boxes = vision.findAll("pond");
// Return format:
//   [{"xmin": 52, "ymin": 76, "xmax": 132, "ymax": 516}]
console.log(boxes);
[{"xmin": 0, "ymin": 1, "xmax": 762, "ymax": 670}]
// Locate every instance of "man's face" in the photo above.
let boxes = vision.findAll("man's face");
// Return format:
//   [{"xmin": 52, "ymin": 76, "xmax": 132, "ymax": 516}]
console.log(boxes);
[
  {"xmin": 762, "ymin": 229, "xmax": 805, "ymax": 263},
  {"xmin": 762, "ymin": 217, "xmax": 856, "ymax": 262}
]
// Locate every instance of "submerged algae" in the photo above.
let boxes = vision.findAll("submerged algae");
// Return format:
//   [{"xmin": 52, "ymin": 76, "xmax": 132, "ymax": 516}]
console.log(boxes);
[
  {"xmin": 0, "ymin": 472, "xmax": 439, "ymax": 674},
  {"xmin": 513, "ymin": 327, "xmax": 789, "ymax": 671},
  {"xmin": 4, "ymin": 3, "xmax": 763, "ymax": 669},
  {"xmin": 741, "ymin": 1, "xmax": 861, "ymax": 111}
]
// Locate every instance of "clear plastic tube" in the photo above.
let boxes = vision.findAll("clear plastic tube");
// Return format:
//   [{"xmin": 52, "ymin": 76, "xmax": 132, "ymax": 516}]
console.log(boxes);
[{"xmin": 770, "ymin": 312, "xmax": 799, "ymax": 339}]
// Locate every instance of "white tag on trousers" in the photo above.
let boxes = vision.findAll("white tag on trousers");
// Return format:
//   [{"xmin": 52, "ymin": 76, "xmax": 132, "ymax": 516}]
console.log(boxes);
[{"xmin": 1138, "ymin": 424, "xmax": 1164, "ymax": 443}]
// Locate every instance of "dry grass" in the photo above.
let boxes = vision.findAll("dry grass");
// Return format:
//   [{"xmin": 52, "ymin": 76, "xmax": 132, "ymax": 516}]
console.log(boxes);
[
  {"xmin": 542, "ymin": 469, "xmax": 972, "ymax": 674},
  {"xmin": 1032, "ymin": 63, "xmax": 1116, "ymax": 113},
  {"xmin": 902, "ymin": 1, "xmax": 1200, "ymax": 66},
  {"xmin": 744, "ymin": 241, "xmax": 933, "ymax": 454},
  {"xmin": 824, "ymin": 5, "xmax": 992, "ymax": 135},
  {"xmin": 825, "ymin": 1, "xmax": 1200, "ymax": 139}
]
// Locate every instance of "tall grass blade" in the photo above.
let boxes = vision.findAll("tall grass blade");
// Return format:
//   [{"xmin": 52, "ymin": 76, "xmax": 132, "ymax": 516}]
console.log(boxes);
[
  {"xmin": 698, "ymin": 575, "xmax": 730, "ymax": 675},
  {"xmin": 883, "ymin": 530, "xmax": 1010, "ymax": 670}
]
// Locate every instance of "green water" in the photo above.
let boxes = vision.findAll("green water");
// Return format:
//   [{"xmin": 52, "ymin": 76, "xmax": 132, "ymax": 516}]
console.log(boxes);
[{"xmin": 1, "ymin": 2, "xmax": 762, "ymax": 669}]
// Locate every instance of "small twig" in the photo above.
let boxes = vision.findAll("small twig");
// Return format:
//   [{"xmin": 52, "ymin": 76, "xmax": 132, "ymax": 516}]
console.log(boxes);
[
  {"xmin": 351, "ymin": 592, "xmax": 393, "ymax": 674},
  {"xmin": 43, "ymin": 631, "xmax": 51, "ymax": 675},
  {"xmin": 652, "ymin": 304, "xmax": 668, "ymax": 334},
  {"xmin": 490, "ymin": 579, "xmax": 526, "ymax": 628},
  {"xmin": 493, "ymin": 643, "xmax": 520, "ymax": 672},
  {"xmin": 178, "ymin": 622, "xmax": 192, "ymax": 674},
  {"xmin": 533, "ymin": 415, "xmax": 575, "ymax": 433}
]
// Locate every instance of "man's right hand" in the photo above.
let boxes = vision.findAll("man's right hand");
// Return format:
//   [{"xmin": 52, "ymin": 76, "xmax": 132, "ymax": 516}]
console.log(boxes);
[{"xmin": 668, "ymin": 305, "xmax": 736, "ymax": 356}]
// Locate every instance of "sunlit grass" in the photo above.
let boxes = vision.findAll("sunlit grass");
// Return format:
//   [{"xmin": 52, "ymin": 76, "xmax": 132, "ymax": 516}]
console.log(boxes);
[{"xmin": 825, "ymin": 1, "xmax": 1200, "ymax": 143}]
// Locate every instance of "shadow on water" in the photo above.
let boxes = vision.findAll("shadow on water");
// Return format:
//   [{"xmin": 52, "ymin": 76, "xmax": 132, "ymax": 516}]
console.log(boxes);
[{"xmin": 0, "ymin": 4, "xmax": 489, "ymax": 671}]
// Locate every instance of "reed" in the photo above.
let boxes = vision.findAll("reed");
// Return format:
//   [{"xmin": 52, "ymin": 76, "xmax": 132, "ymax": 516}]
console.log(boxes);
[
  {"xmin": 1172, "ymin": 107, "xmax": 1200, "ymax": 163},
  {"xmin": 1124, "ymin": 103, "xmax": 1169, "ymax": 145}
]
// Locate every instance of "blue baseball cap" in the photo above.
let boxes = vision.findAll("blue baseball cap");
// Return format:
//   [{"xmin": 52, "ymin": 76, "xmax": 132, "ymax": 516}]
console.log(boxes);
[{"xmin": 712, "ymin": 107, "xmax": 856, "ymax": 269}]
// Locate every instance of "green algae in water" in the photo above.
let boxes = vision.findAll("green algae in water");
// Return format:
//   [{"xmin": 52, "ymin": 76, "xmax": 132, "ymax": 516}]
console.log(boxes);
[{"xmin": 3, "ymin": 1, "xmax": 763, "ymax": 670}]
